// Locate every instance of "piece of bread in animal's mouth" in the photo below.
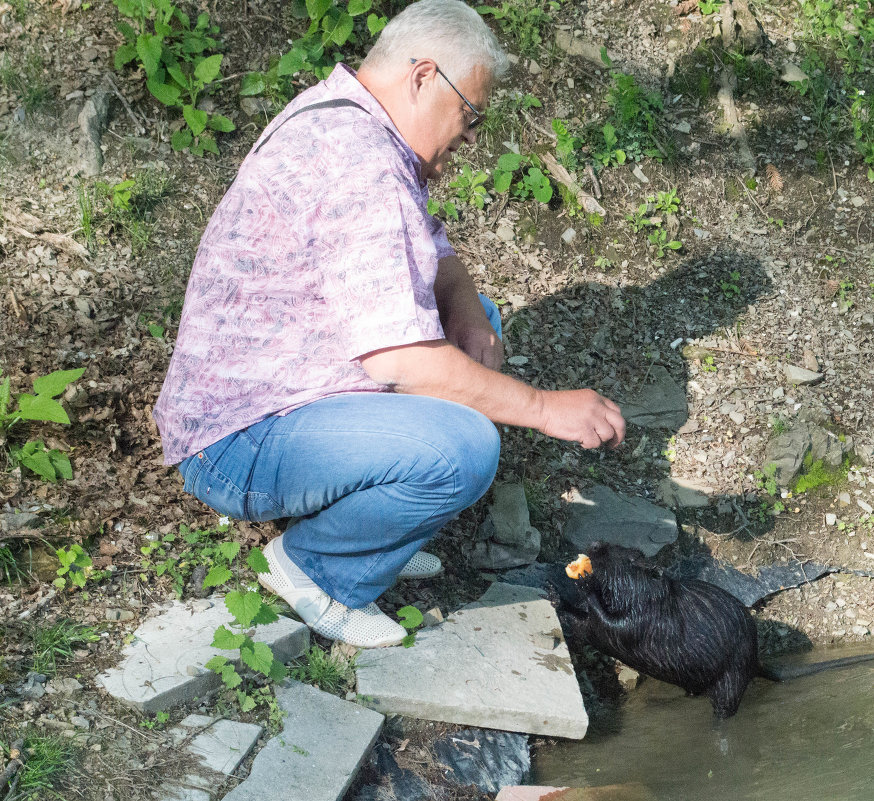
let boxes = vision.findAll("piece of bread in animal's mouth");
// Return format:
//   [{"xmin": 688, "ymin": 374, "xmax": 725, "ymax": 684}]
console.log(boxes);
[{"xmin": 565, "ymin": 554, "xmax": 593, "ymax": 579}]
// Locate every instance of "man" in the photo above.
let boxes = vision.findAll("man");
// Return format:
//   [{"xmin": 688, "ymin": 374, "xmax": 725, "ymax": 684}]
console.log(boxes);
[{"xmin": 153, "ymin": 0, "xmax": 625, "ymax": 649}]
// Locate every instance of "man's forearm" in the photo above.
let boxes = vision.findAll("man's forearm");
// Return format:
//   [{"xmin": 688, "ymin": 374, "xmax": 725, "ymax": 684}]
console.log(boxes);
[{"xmin": 433, "ymin": 254, "xmax": 491, "ymax": 331}]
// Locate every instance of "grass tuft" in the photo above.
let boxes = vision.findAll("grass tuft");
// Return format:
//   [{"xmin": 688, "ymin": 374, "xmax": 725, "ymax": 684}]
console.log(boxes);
[
  {"xmin": 288, "ymin": 644, "xmax": 357, "ymax": 696},
  {"xmin": 30, "ymin": 620, "xmax": 99, "ymax": 676}
]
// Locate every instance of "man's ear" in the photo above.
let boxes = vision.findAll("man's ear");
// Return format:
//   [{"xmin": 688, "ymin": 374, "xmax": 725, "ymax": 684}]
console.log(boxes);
[{"xmin": 407, "ymin": 57, "xmax": 438, "ymax": 104}]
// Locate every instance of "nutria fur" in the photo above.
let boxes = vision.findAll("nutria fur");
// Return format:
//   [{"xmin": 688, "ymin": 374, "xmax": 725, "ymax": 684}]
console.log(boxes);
[{"xmin": 551, "ymin": 542, "xmax": 759, "ymax": 718}]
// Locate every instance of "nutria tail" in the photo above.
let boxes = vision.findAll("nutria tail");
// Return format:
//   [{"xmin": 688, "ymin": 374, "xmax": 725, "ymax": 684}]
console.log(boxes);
[{"xmin": 758, "ymin": 652, "xmax": 874, "ymax": 682}]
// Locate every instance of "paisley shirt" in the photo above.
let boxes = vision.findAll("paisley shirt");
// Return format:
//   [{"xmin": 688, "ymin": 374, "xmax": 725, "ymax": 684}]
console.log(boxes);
[{"xmin": 153, "ymin": 65, "xmax": 453, "ymax": 464}]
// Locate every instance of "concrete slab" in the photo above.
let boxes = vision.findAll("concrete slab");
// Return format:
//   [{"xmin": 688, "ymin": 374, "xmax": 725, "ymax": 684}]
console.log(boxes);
[
  {"xmin": 159, "ymin": 715, "xmax": 263, "ymax": 801},
  {"xmin": 563, "ymin": 485, "xmax": 677, "ymax": 557},
  {"xmin": 222, "ymin": 679, "xmax": 384, "ymax": 801},
  {"xmin": 96, "ymin": 596, "xmax": 309, "ymax": 711},
  {"xmin": 355, "ymin": 583, "xmax": 588, "ymax": 739}
]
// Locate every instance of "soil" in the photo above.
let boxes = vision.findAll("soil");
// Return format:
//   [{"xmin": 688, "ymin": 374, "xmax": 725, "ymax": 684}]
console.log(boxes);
[{"xmin": 1, "ymin": 0, "xmax": 873, "ymax": 798}]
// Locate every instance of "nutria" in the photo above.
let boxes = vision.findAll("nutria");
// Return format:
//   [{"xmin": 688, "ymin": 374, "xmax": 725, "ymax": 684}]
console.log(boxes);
[{"xmin": 550, "ymin": 542, "xmax": 874, "ymax": 718}]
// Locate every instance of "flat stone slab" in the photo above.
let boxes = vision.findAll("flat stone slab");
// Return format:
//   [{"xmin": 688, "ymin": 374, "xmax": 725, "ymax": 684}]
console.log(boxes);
[
  {"xmin": 96, "ymin": 596, "xmax": 309, "ymax": 711},
  {"xmin": 563, "ymin": 485, "xmax": 677, "ymax": 556},
  {"xmin": 160, "ymin": 715, "xmax": 263, "ymax": 801},
  {"xmin": 656, "ymin": 477, "xmax": 713, "ymax": 509},
  {"xmin": 355, "ymin": 582, "xmax": 588, "ymax": 739},
  {"xmin": 620, "ymin": 366, "xmax": 688, "ymax": 429},
  {"xmin": 222, "ymin": 679, "xmax": 383, "ymax": 801}
]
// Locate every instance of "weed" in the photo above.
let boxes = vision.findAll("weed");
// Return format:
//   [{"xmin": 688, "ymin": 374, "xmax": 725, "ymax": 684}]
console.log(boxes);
[
  {"xmin": 653, "ymin": 188, "xmax": 680, "ymax": 214},
  {"xmin": 754, "ymin": 463, "xmax": 779, "ymax": 497},
  {"xmin": 31, "ymin": 620, "xmax": 100, "ymax": 675},
  {"xmin": 54, "ymin": 543, "xmax": 109, "ymax": 590},
  {"xmin": 698, "ymin": 0, "xmax": 722, "ymax": 13},
  {"xmin": 647, "ymin": 227, "xmax": 682, "ymax": 260},
  {"xmin": 793, "ymin": 455, "xmax": 850, "ymax": 495},
  {"xmin": 112, "ymin": 0, "xmax": 233, "ymax": 154},
  {"xmin": 837, "ymin": 279, "xmax": 855, "ymax": 311},
  {"xmin": 701, "ymin": 354, "xmax": 717, "ymax": 372},
  {"xmin": 289, "ymin": 644, "xmax": 357, "ymax": 695},
  {"xmin": 0, "ymin": 544, "xmax": 29, "ymax": 585},
  {"xmin": 449, "ymin": 165, "xmax": 490, "ymax": 209},
  {"xmin": 139, "ymin": 710, "xmax": 170, "ymax": 729},
  {"xmin": 493, "ymin": 152, "xmax": 553, "ymax": 203},
  {"xmin": 0, "ymin": 52, "xmax": 51, "ymax": 113},
  {"xmin": 770, "ymin": 416, "xmax": 788, "ymax": 435},
  {"xmin": 6, "ymin": 733, "xmax": 77, "ymax": 799},
  {"xmin": 0, "ymin": 367, "xmax": 84, "ymax": 482},
  {"xmin": 720, "ymin": 270, "xmax": 741, "ymax": 299},
  {"xmin": 426, "ymin": 198, "xmax": 458, "ymax": 221},
  {"xmin": 477, "ymin": 0, "xmax": 560, "ymax": 56}
]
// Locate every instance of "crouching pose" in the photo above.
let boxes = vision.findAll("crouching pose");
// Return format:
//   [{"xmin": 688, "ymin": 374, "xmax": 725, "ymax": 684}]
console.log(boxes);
[{"xmin": 153, "ymin": 0, "xmax": 625, "ymax": 649}]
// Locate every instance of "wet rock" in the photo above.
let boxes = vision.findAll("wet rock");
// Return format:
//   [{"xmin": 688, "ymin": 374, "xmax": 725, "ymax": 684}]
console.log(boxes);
[
  {"xmin": 620, "ymin": 366, "xmax": 688, "ymax": 430},
  {"xmin": 564, "ymin": 485, "xmax": 677, "ymax": 557},
  {"xmin": 470, "ymin": 483, "xmax": 541, "ymax": 569}
]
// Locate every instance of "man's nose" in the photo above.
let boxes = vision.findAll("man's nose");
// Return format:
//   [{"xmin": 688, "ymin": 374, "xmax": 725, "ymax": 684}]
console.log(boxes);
[{"xmin": 461, "ymin": 126, "xmax": 477, "ymax": 146}]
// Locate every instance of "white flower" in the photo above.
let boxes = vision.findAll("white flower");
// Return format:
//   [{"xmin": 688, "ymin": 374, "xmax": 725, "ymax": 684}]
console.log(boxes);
[{"xmin": 218, "ymin": 516, "xmax": 230, "ymax": 526}]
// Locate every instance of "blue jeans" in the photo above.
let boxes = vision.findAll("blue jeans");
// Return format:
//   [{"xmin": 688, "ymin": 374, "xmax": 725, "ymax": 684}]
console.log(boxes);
[{"xmin": 178, "ymin": 296, "xmax": 502, "ymax": 608}]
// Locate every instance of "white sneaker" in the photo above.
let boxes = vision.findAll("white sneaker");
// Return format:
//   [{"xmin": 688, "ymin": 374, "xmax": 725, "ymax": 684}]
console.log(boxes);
[
  {"xmin": 397, "ymin": 550, "xmax": 443, "ymax": 579},
  {"xmin": 258, "ymin": 538, "xmax": 406, "ymax": 648}
]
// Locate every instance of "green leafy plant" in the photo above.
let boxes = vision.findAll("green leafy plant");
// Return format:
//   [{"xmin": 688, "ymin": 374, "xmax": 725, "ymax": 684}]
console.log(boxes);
[
  {"xmin": 289, "ymin": 644, "xmax": 357, "ymax": 694},
  {"xmin": 202, "ymin": 543, "xmax": 288, "ymax": 714},
  {"xmin": 269, "ymin": 0, "xmax": 385, "ymax": 86},
  {"xmin": 1, "ymin": 367, "xmax": 84, "ymax": 482},
  {"xmin": 397, "ymin": 604, "xmax": 424, "ymax": 647},
  {"xmin": 720, "ymin": 270, "xmax": 742, "ymax": 299},
  {"xmin": 5, "ymin": 733, "xmax": 77, "ymax": 798},
  {"xmin": 426, "ymin": 198, "xmax": 458, "ymax": 221},
  {"xmin": 53, "ymin": 544, "xmax": 106, "ymax": 590},
  {"xmin": 31, "ymin": 620, "xmax": 100, "ymax": 675},
  {"xmin": 139, "ymin": 710, "xmax": 170, "ymax": 729},
  {"xmin": 653, "ymin": 188, "xmax": 680, "ymax": 214},
  {"xmin": 493, "ymin": 152, "xmax": 553, "ymax": 203},
  {"xmin": 701, "ymin": 354, "xmax": 717, "ymax": 373},
  {"xmin": 754, "ymin": 462, "xmax": 779, "ymax": 497},
  {"xmin": 647, "ymin": 227, "xmax": 682, "ymax": 259},
  {"xmin": 112, "ymin": 0, "xmax": 234, "ymax": 155},
  {"xmin": 602, "ymin": 71, "xmax": 665, "ymax": 163},
  {"xmin": 698, "ymin": 0, "xmax": 722, "ymax": 14},
  {"xmin": 449, "ymin": 165, "xmax": 490, "ymax": 209},
  {"xmin": 793, "ymin": 455, "xmax": 850, "ymax": 495},
  {"xmin": 476, "ymin": 0, "xmax": 559, "ymax": 56}
]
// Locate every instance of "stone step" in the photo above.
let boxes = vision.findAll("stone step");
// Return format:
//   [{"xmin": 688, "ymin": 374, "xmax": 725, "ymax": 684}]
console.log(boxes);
[
  {"xmin": 222, "ymin": 679, "xmax": 383, "ymax": 801},
  {"xmin": 355, "ymin": 582, "xmax": 588, "ymax": 739},
  {"xmin": 96, "ymin": 596, "xmax": 309, "ymax": 711}
]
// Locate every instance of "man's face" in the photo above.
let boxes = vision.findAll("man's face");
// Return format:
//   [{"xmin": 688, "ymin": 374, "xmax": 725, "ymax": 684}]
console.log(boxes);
[{"xmin": 415, "ymin": 63, "xmax": 492, "ymax": 182}]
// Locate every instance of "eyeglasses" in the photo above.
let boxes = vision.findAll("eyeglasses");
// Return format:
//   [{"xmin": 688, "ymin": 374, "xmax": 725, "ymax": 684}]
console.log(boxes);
[{"xmin": 409, "ymin": 58, "xmax": 485, "ymax": 130}]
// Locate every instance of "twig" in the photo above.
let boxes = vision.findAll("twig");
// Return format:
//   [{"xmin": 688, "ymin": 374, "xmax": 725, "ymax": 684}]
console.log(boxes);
[
  {"xmin": 585, "ymin": 164, "xmax": 602, "ymax": 199},
  {"xmin": 521, "ymin": 110, "xmax": 556, "ymax": 142},
  {"xmin": 17, "ymin": 588, "xmax": 57, "ymax": 619},
  {"xmin": 102, "ymin": 74, "xmax": 146, "ymax": 136},
  {"xmin": 6, "ymin": 288, "xmax": 27, "ymax": 324},
  {"xmin": 92, "ymin": 710, "xmax": 152, "ymax": 741},
  {"xmin": 0, "ymin": 739, "xmax": 25, "ymax": 795}
]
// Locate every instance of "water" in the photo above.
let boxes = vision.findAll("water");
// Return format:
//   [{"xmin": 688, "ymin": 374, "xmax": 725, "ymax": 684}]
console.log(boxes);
[{"xmin": 533, "ymin": 653, "xmax": 874, "ymax": 801}]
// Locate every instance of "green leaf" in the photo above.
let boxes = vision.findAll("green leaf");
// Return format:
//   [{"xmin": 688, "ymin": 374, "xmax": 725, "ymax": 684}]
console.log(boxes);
[
  {"xmin": 602, "ymin": 123, "xmax": 617, "ymax": 149},
  {"xmin": 205, "ymin": 655, "xmax": 229, "ymax": 670},
  {"xmin": 208, "ymin": 113, "xmax": 236, "ymax": 132},
  {"xmin": 278, "ymin": 47, "xmax": 306, "ymax": 76},
  {"xmin": 402, "ymin": 633, "xmax": 416, "ymax": 647},
  {"xmin": 115, "ymin": 42, "xmax": 138, "ymax": 70},
  {"xmin": 496, "ymin": 152, "xmax": 524, "ymax": 171},
  {"xmin": 53, "ymin": 577, "xmax": 67, "ymax": 589},
  {"xmin": 237, "ymin": 690, "xmax": 256, "ymax": 712},
  {"xmin": 171, "ymin": 129, "xmax": 193, "ymax": 151},
  {"xmin": 225, "ymin": 590, "xmax": 263, "ymax": 627},
  {"xmin": 194, "ymin": 53, "xmax": 223, "ymax": 84},
  {"xmin": 614, "ymin": 149, "xmax": 627, "ymax": 164},
  {"xmin": 305, "ymin": 0, "xmax": 331, "ymax": 23},
  {"xmin": 136, "ymin": 33, "xmax": 163, "ymax": 76},
  {"xmin": 218, "ymin": 541, "xmax": 241, "ymax": 562},
  {"xmin": 366, "ymin": 12, "xmax": 386, "ymax": 36},
  {"xmin": 17, "ymin": 394, "xmax": 70, "ymax": 424},
  {"xmin": 246, "ymin": 549, "xmax": 270, "ymax": 574},
  {"xmin": 221, "ymin": 664, "xmax": 242, "ymax": 688},
  {"xmin": 203, "ymin": 564, "xmax": 233, "ymax": 588},
  {"xmin": 18, "ymin": 447, "xmax": 57, "ymax": 481},
  {"xmin": 269, "ymin": 660, "xmax": 288, "ymax": 682},
  {"xmin": 199, "ymin": 133, "xmax": 219, "ymax": 156},
  {"xmin": 600, "ymin": 45, "xmax": 613, "ymax": 67},
  {"xmin": 240, "ymin": 72, "xmax": 267, "ymax": 96},
  {"xmin": 148, "ymin": 323, "xmax": 165, "ymax": 338},
  {"xmin": 0, "ymin": 375, "xmax": 11, "ymax": 417},
  {"xmin": 397, "ymin": 605, "xmax": 423, "ymax": 630},
  {"xmin": 165, "ymin": 62, "xmax": 188, "ymax": 91},
  {"xmin": 32, "ymin": 367, "xmax": 85, "ymax": 398},
  {"xmin": 49, "ymin": 450, "xmax": 73, "ymax": 481},
  {"xmin": 444, "ymin": 201, "xmax": 458, "ymax": 221},
  {"xmin": 212, "ymin": 624, "xmax": 247, "ymax": 650},
  {"xmin": 183, "ymin": 104, "xmax": 208, "ymax": 136},
  {"xmin": 322, "ymin": 9, "xmax": 353, "ymax": 46},
  {"xmin": 252, "ymin": 602, "xmax": 279, "ymax": 626},
  {"xmin": 426, "ymin": 198, "xmax": 440, "ymax": 215},
  {"xmin": 493, "ymin": 170, "xmax": 513, "ymax": 194},
  {"xmin": 147, "ymin": 76, "xmax": 181, "ymax": 106},
  {"xmin": 240, "ymin": 640, "xmax": 274, "ymax": 675},
  {"xmin": 347, "ymin": 0, "xmax": 371, "ymax": 15}
]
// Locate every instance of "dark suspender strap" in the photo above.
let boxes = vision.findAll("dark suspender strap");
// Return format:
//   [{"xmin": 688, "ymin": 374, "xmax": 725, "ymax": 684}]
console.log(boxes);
[{"xmin": 253, "ymin": 98, "xmax": 369, "ymax": 154}]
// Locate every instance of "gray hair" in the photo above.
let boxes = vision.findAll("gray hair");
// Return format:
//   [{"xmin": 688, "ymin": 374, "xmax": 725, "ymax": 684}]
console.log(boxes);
[{"xmin": 361, "ymin": 0, "xmax": 509, "ymax": 82}]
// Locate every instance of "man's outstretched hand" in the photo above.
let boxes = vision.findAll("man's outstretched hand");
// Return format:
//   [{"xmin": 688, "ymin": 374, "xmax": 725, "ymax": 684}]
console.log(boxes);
[{"xmin": 537, "ymin": 389, "xmax": 625, "ymax": 449}]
